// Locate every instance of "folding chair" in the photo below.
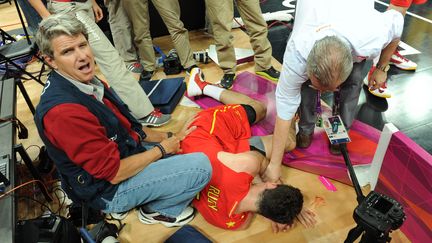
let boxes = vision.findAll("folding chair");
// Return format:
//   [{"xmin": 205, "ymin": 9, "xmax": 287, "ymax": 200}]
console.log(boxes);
[{"xmin": 0, "ymin": 0, "xmax": 47, "ymax": 114}]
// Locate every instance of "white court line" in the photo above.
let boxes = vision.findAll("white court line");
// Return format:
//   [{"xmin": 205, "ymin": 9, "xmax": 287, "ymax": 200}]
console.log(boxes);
[{"xmin": 376, "ymin": 0, "xmax": 432, "ymax": 24}]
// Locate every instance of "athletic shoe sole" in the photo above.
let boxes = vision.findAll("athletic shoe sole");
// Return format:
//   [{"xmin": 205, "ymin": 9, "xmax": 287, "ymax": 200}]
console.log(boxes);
[
  {"xmin": 389, "ymin": 62, "xmax": 417, "ymax": 71},
  {"xmin": 187, "ymin": 68, "xmax": 204, "ymax": 97},
  {"xmin": 363, "ymin": 76, "xmax": 392, "ymax": 98},
  {"xmin": 140, "ymin": 114, "xmax": 171, "ymax": 127},
  {"xmin": 138, "ymin": 207, "xmax": 195, "ymax": 227},
  {"xmin": 255, "ymin": 71, "xmax": 279, "ymax": 82}
]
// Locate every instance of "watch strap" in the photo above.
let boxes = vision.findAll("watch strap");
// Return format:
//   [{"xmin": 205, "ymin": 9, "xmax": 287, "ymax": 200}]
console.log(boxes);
[{"xmin": 376, "ymin": 64, "xmax": 390, "ymax": 72}]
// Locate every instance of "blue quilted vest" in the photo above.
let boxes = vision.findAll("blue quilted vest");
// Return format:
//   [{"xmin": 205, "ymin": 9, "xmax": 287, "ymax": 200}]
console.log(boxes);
[{"xmin": 34, "ymin": 71, "xmax": 146, "ymax": 208}]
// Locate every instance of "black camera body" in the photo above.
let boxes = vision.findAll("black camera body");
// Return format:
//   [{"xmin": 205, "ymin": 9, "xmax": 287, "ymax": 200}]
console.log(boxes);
[
  {"xmin": 354, "ymin": 191, "xmax": 405, "ymax": 236},
  {"xmin": 163, "ymin": 49, "xmax": 182, "ymax": 75}
]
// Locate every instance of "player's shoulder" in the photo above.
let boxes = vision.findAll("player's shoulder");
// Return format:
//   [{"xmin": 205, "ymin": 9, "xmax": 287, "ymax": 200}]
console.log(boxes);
[{"xmin": 217, "ymin": 151, "xmax": 261, "ymax": 176}]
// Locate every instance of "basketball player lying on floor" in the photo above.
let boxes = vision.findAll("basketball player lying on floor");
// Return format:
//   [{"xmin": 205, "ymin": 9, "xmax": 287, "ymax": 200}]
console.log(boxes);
[{"xmin": 181, "ymin": 68, "xmax": 317, "ymax": 231}]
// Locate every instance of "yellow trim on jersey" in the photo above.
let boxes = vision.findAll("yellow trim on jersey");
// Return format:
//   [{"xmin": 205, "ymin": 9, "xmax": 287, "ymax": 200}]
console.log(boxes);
[
  {"xmin": 228, "ymin": 201, "xmax": 239, "ymax": 217},
  {"xmin": 210, "ymin": 109, "xmax": 219, "ymax": 134},
  {"xmin": 209, "ymin": 105, "xmax": 242, "ymax": 134}
]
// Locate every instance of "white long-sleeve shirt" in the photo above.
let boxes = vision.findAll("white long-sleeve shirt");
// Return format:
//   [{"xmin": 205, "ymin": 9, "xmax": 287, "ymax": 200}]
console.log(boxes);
[{"xmin": 275, "ymin": 0, "xmax": 404, "ymax": 120}]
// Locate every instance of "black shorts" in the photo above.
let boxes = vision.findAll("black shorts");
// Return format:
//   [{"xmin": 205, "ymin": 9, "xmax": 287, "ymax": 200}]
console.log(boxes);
[{"xmin": 241, "ymin": 104, "xmax": 256, "ymax": 125}]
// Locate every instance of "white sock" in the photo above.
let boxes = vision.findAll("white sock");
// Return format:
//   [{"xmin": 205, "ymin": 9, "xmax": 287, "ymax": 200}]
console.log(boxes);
[{"xmin": 203, "ymin": 85, "xmax": 223, "ymax": 101}]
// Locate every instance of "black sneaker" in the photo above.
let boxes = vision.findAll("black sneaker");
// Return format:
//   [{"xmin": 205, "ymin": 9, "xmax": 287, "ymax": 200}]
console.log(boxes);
[
  {"xmin": 185, "ymin": 64, "xmax": 199, "ymax": 75},
  {"xmin": 256, "ymin": 66, "xmax": 280, "ymax": 81},
  {"xmin": 139, "ymin": 109, "xmax": 171, "ymax": 127},
  {"xmin": 140, "ymin": 70, "xmax": 154, "ymax": 81},
  {"xmin": 138, "ymin": 206, "xmax": 195, "ymax": 227},
  {"xmin": 296, "ymin": 133, "xmax": 313, "ymax": 148},
  {"xmin": 219, "ymin": 73, "xmax": 236, "ymax": 89}
]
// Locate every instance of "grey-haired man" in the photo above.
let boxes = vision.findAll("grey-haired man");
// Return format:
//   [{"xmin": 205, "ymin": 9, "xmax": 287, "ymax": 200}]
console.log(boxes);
[{"xmin": 266, "ymin": 0, "xmax": 404, "ymax": 188}]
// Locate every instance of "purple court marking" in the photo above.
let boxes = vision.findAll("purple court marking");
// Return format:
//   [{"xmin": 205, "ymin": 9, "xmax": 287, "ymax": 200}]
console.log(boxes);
[{"xmin": 319, "ymin": 176, "xmax": 337, "ymax": 191}]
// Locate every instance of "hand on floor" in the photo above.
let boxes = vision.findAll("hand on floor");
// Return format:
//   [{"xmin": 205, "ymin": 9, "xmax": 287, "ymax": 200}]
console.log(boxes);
[
  {"xmin": 270, "ymin": 220, "xmax": 293, "ymax": 234},
  {"xmin": 296, "ymin": 208, "xmax": 317, "ymax": 228}
]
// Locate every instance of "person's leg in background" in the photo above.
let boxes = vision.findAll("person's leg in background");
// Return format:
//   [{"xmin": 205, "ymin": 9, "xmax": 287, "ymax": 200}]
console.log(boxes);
[
  {"xmin": 235, "ymin": 0, "xmax": 280, "ymax": 82},
  {"xmin": 105, "ymin": 0, "xmax": 142, "ymax": 74},
  {"xmin": 297, "ymin": 80, "xmax": 318, "ymax": 149},
  {"xmin": 335, "ymin": 61, "xmax": 365, "ymax": 154},
  {"xmin": 205, "ymin": 0, "xmax": 237, "ymax": 89},
  {"xmin": 16, "ymin": 0, "xmax": 43, "ymax": 34},
  {"xmin": 122, "ymin": 0, "xmax": 156, "ymax": 81},
  {"xmin": 187, "ymin": 67, "xmax": 267, "ymax": 121},
  {"xmin": 151, "ymin": 0, "xmax": 197, "ymax": 72}
]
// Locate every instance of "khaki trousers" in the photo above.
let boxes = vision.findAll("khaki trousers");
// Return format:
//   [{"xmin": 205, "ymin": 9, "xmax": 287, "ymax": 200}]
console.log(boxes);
[
  {"xmin": 122, "ymin": 0, "xmax": 155, "ymax": 71},
  {"xmin": 105, "ymin": 0, "xmax": 138, "ymax": 65},
  {"xmin": 123, "ymin": 0, "xmax": 196, "ymax": 69},
  {"xmin": 206, "ymin": 0, "xmax": 272, "ymax": 74}
]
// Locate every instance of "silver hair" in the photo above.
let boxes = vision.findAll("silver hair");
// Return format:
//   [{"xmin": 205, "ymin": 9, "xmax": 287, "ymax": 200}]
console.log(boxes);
[
  {"xmin": 306, "ymin": 36, "xmax": 353, "ymax": 88},
  {"xmin": 35, "ymin": 13, "xmax": 88, "ymax": 58}
]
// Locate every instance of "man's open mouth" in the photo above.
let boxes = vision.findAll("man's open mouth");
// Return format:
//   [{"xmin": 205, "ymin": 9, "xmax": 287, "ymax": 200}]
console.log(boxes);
[{"xmin": 78, "ymin": 63, "xmax": 90, "ymax": 71}]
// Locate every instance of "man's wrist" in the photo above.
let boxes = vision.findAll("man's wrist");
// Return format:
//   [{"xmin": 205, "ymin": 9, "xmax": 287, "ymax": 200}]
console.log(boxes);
[
  {"xmin": 154, "ymin": 144, "xmax": 167, "ymax": 158},
  {"xmin": 376, "ymin": 63, "xmax": 390, "ymax": 72}
]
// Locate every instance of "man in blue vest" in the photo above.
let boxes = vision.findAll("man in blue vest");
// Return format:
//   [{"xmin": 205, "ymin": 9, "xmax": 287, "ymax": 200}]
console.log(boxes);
[{"xmin": 34, "ymin": 13, "xmax": 212, "ymax": 227}]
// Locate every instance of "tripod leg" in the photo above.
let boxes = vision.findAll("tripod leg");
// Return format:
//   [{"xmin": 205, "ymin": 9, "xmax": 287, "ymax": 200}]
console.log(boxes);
[
  {"xmin": 360, "ymin": 231, "xmax": 390, "ymax": 243},
  {"xmin": 345, "ymin": 225, "xmax": 364, "ymax": 243},
  {"xmin": 15, "ymin": 78, "xmax": 36, "ymax": 114}
]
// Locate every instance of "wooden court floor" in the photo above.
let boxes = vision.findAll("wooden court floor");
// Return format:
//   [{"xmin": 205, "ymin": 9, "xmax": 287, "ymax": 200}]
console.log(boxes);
[{"xmin": 0, "ymin": 2, "xmax": 410, "ymax": 242}]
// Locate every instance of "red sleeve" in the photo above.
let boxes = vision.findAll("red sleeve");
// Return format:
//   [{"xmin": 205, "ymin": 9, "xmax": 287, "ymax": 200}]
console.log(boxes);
[{"xmin": 43, "ymin": 103, "xmax": 120, "ymax": 182}]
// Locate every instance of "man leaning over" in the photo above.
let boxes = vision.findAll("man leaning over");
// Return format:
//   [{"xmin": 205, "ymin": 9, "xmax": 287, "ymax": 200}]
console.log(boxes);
[{"xmin": 266, "ymin": 0, "xmax": 404, "ymax": 182}]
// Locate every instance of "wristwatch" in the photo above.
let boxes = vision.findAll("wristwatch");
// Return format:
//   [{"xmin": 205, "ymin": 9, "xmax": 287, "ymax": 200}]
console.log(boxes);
[{"xmin": 376, "ymin": 64, "xmax": 390, "ymax": 72}]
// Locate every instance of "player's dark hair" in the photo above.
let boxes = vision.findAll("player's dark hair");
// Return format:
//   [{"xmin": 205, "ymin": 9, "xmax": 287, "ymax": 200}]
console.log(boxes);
[{"xmin": 257, "ymin": 184, "xmax": 303, "ymax": 225}]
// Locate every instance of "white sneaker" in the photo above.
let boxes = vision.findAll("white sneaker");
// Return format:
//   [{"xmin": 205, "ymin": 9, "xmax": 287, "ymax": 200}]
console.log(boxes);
[
  {"xmin": 363, "ymin": 67, "xmax": 392, "ymax": 98},
  {"xmin": 138, "ymin": 206, "xmax": 195, "ymax": 227},
  {"xmin": 187, "ymin": 68, "xmax": 207, "ymax": 97},
  {"xmin": 390, "ymin": 50, "xmax": 417, "ymax": 71}
]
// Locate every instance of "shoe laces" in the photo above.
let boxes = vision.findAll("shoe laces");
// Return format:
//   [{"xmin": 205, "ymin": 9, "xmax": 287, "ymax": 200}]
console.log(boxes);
[
  {"xmin": 393, "ymin": 50, "xmax": 409, "ymax": 62},
  {"xmin": 150, "ymin": 109, "xmax": 163, "ymax": 118},
  {"xmin": 130, "ymin": 62, "xmax": 141, "ymax": 68}
]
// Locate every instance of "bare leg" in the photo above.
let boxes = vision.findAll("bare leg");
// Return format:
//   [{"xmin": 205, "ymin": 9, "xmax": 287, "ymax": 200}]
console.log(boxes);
[
  {"xmin": 219, "ymin": 89, "xmax": 267, "ymax": 123},
  {"xmin": 188, "ymin": 69, "xmax": 267, "ymax": 122}
]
